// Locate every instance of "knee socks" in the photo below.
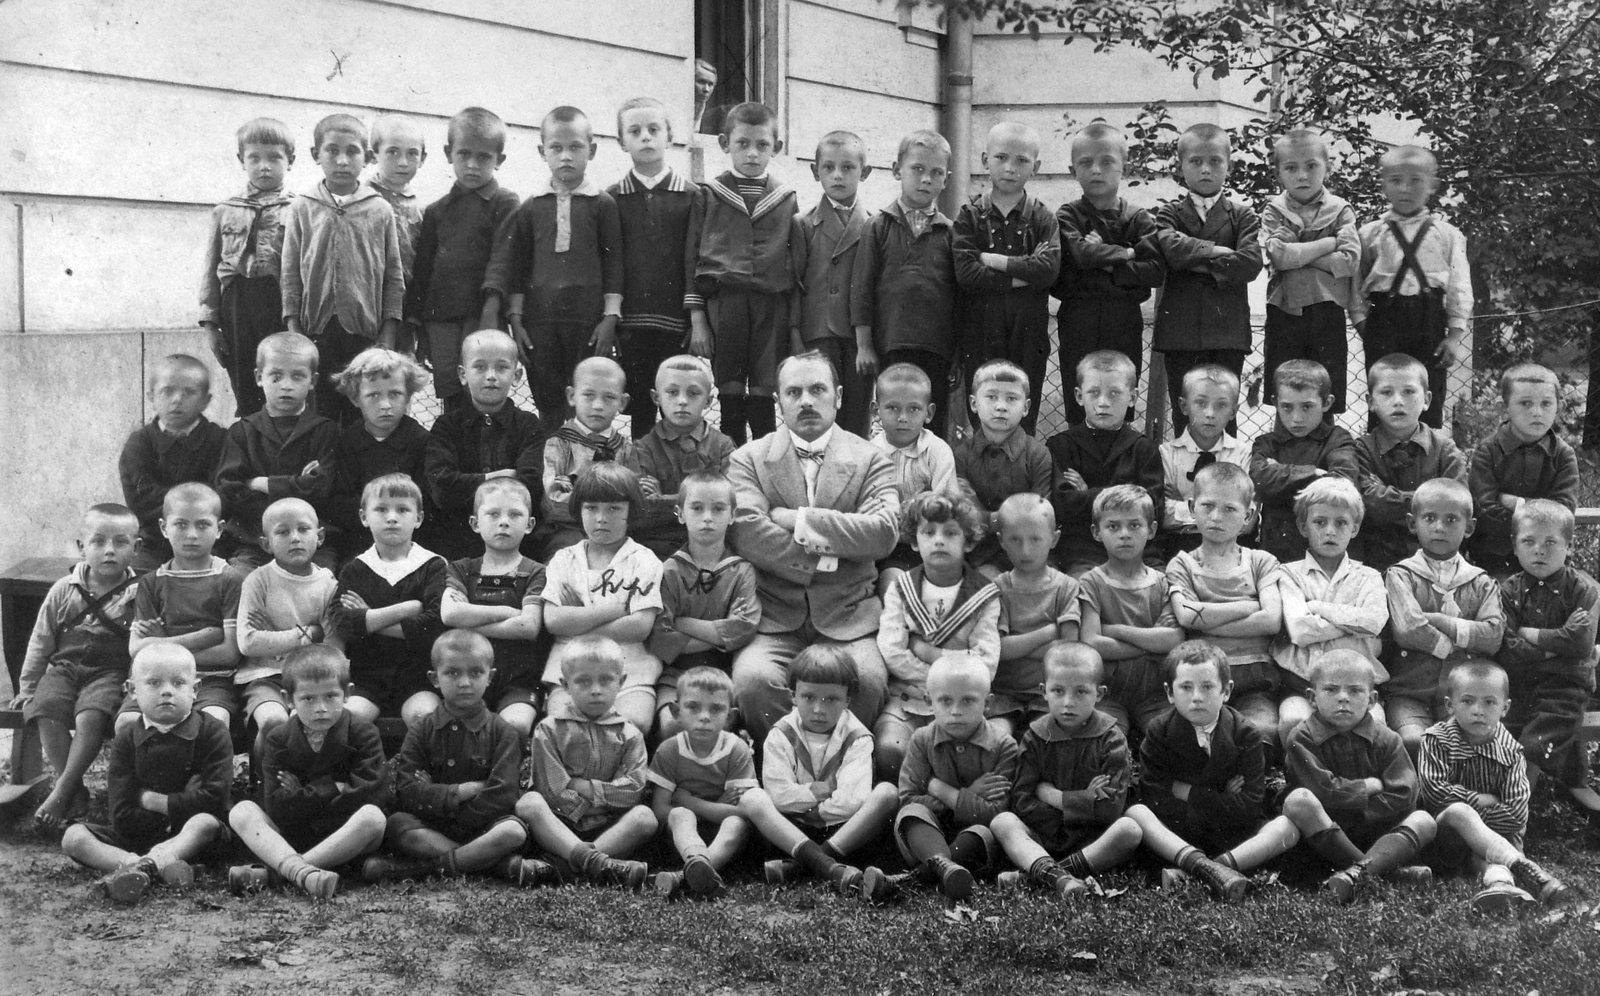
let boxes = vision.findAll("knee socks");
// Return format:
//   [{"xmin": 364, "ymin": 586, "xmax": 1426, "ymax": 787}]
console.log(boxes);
[
  {"xmin": 949, "ymin": 830, "xmax": 990, "ymax": 871},
  {"xmin": 900, "ymin": 820, "xmax": 951, "ymax": 864},
  {"xmin": 1306, "ymin": 827, "xmax": 1365, "ymax": 867},
  {"xmin": 1363, "ymin": 825, "xmax": 1424, "ymax": 878},
  {"xmin": 720, "ymin": 396, "xmax": 748, "ymax": 445},
  {"xmin": 1062, "ymin": 850, "xmax": 1093, "ymax": 878},
  {"xmin": 792, "ymin": 839, "xmax": 842, "ymax": 879},
  {"xmin": 746, "ymin": 396, "xmax": 776, "ymax": 439}
]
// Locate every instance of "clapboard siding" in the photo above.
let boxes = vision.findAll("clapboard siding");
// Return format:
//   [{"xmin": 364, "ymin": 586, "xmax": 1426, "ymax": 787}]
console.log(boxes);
[
  {"xmin": 972, "ymin": 34, "xmax": 1225, "ymax": 107},
  {"xmin": 788, "ymin": 1, "xmax": 941, "ymax": 107},
  {"xmin": 797, "ymin": 0, "xmax": 944, "ymax": 33},
  {"xmin": 788, "ymin": 80, "xmax": 939, "ymax": 172},
  {"xmin": 379, "ymin": 0, "xmax": 692, "ymax": 55},
  {"xmin": 3, "ymin": 0, "xmax": 687, "ymax": 137}
]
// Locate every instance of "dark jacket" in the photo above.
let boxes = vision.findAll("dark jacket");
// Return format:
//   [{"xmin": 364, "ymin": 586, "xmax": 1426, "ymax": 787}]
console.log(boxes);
[
  {"xmin": 1147, "ymin": 194, "xmax": 1263, "ymax": 351},
  {"xmin": 406, "ymin": 179, "xmax": 521, "ymax": 323},
  {"xmin": 1047, "ymin": 423, "xmax": 1164, "ymax": 567},
  {"xmin": 608, "ymin": 169, "xmax": 699, "ymax": 334},
  {"xmin": 263, "ymin": 712, "xmax": 390, "ymax": 828},
  {"xmin": 1052, "ymin": 197, "xmax": 1164, "ymax": 302},
  {"xmin": 120, "ymin": 417, "xmax": 230, "ymax": 551},
  {"xmin": 108, "ymin": 710, "xmax": 232, "ymax": 840},
  {"xmin": 482, "ymin": 185, "xmax": 624, "ymax": 322},
  {"xmin": 1140, "ymin": 704, "xmax": 1264, "ymax": 832},
  {"xmin": 850, "ymin": 202, "xmax": 957, "ymax": 359},
  {"xmin": 215, "ymin": 409, "xmax": 340, "ymax": 540}
]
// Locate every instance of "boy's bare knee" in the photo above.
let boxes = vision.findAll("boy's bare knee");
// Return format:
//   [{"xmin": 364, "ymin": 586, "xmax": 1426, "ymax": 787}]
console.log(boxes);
[
  {"xmin": 514, "ymin": 792, "xmax": 552, "ymax": 823},
  {"xmin": 1110, "ymin": 815, "xmax": 1143, "ymax": 846},
  {"xmin": 229, "ymin": 800, "xmax": 265, "ymax": 831},
  {"xmin": 667, "ymin": 806, "xmax": 697, "ymax": 830},
  {"xmin": 1282, "ymin": 787, "xmax": 1321, "ymax": 822},
  {"xmin": 1404, "ymin": 810, "xmax": 1437, "ymax": 843},
  {"xmin": 1436, "ymin": 801, "xmax": 1473, "ymax": 830},
  {"xmin": 186, "ymin": 812, "xmax": 224, "ymax": 836},
  {"xmin": 60, "ymin": 824, "xmax": 92, "ymax": 854},
  {"xmin": 868, "ymin": 782, "xmax": 899, "ymax": 804},
  {"xmin": 353, "ymin": 804, "xmax": 388, "ymax": 835}
]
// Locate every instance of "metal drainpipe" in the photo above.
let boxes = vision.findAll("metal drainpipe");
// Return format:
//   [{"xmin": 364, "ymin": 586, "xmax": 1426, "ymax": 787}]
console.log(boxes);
[{"xmin": 942, "ymin": 7, "xmax": 974, "ymax": 216}]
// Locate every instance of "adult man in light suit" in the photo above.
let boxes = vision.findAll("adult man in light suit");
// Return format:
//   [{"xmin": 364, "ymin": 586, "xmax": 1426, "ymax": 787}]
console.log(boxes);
[{"xmin": 728, "ymin": 350, "xmax": 898, "ymax": 743}]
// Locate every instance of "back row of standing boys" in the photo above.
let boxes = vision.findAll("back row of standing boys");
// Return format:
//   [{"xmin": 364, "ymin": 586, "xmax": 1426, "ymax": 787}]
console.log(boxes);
[{"xmin": 15, "ymin": 97, "xmax": 1587, "ymax": 911}]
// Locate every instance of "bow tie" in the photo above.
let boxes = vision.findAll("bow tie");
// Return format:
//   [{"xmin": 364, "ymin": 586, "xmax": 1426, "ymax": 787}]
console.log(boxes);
[
  {"xmin": 1187, "ymin": 451, "xmax": 1217, "ymax": 482},
  {"xmin": 794, "ymin": 446, "xmax": 825, "ymax": 464},
  {"xmin": 591, "ymin": 439, "xmax": 617, "ymax": 463},
  {"xmin": 688, "ymin": 566, "xmax": 725, "ymax": 595}
]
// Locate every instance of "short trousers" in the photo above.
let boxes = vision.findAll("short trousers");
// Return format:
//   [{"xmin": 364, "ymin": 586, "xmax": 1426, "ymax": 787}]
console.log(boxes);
[
  {"xmin": 119, "ymin": 674, "xmax": 238, "ymax": 720},
  {"xmin": 423, "ymin": 317, "xmax": 478, "ymax": 400},
  {"xmin": 986, "ymin": 690, "xmax": 1047, "ymax": 727},
  {"xmin": 1229, "ymin": 659, "xmax": 1281, "ymax": 700},
  {"xmin": 385, "ymin": 810, "xmax": 527, "ymax": 846},
  {"xmin": 77, "ymin": 816, "xmax": 232, "ymax": 862},
  {"xmin": 250, "ymin": 802, "xmax": 374, "ymax": 855},
  {"xmin": 25, "ymin": 663, "xmax": 127, "ymax": 726},
  {"xmin": 1141, "ymin": 795, "xmax": 1259, "ymax": 855},
  {"xmin": 349, "ymin": 662, "xmax": 433, "ymax": 717},
  {"xmin": 542, "ymin": 640, "xmax": 661, "ymax": 704},
  {"xmin": 493, "ymin": 685, "xmax": 542, "ymax": 713},
  {"xmin": 707, "ymin": 289, "xmax": 786, "ymax": 394},
  {"xmin": 1427, "ymin": 819, "xmax": 1524, "ymax": 872},
  {"xmin": 893, "ymin": 803, "xmax": 998, "ymax": 868},
  {"xmin": 240, "ymin": 676, "xmax": 289, "ymax": 720}
]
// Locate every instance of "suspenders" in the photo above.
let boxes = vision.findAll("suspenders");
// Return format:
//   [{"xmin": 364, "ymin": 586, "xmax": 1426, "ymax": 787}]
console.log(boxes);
[
  {"xmin": 1384, "ymin": 218, "xmax": 1435, "ymax": 296},
  {"xmin": 777, "ymin": 721, "xmax": 864, "ymax": 786}
]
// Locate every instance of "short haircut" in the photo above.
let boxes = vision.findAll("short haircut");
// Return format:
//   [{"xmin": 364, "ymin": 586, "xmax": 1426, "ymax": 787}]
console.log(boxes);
[
  {"xmin": 370, "ymin": 113, "xmax": 424, "ymax": 152},
  {"xmin": 262, "ymin": 497, "xmax": 318, "ymax": 532},
  {"xmin": 1513, "ymin": 498, "xmax": 1576, "ymax": 543},
  {"xmin": 1181, "ymin": 363, "xmax": 1240, "ymax": 401},
  {"xmin": 1500, "ymin": 362, "xmax": 1560, "ymax": 402},
  {"xmin": 1446, "ymin": 660, "xmax": 1510, "ymax": 699},
  {"xmin": 84, "ymin": 502, "xmax": 139, "ymax": 535},
  {"xmin": 131, "ymin": 643, "xmax": 196, "ymax": 680},
  {"xmin": 313, "ymin": 113, "xmax": 368, "ymax": 150},
  {"xmin": 927, "ymin": 652, "xmax": 992, "ymax": 693},
  {"xmin": 1093, "ymin": 484, "xmax": 1155, "ymax": 527},
  {"xmin": 257, "ymin": 331, "xmax": 319, "ymax": 374},
  {"xmin": 678, "ymin": 665, "xmax": 734, "ymax": 701},
  {"xmin": 900, "ymin": 489, "xmax": 987, "ymax": 548},
  {"xmin": 971, "ymin": 359, "xmax": 1029, "ymax": 396},
  {"xmin": 1162, "ymin": 639, "xmax": 1230, "ymax": 687},
  {"xmin": 615, "ymin": 96, "xmax": 671, "ymax": 141},
  {"xmin": 541, "ymin": 105, "xmax": 592, "ymax": 139},
  {"xmin": 236, "ymin": 117, "xmax": 295, "ymax": 157},
  {"xmin": 778, "ymin": 349, "xmax": 841, "ymax": 390},
  {"xmin": 722, "ymin": 101, "xmax": 778, "ymax": 137},
  {"xmin": 572, "ymin": 355, "xmax": 627, "ymax": 390},
  {"xmin": 1411, "ymin": 477, "xmax": 1472, "ymax": 517},
  {"xmin": 282, "ymin": 644, "xmax": 350, "ymax": 694},
  {"xmin": 558, "ymin": 634, "xmax": 625, "ymax": 678},
  {"xmin": 677, "ymin": 471, "xmax": 735, "ymax": 509},
  {"xmin": 1044, "ymin": 642, "xmax": 1104, "ymax": 685},
  {"xmin": 986, "ymin": 121, "xmax": 1041, "ymax": 157},
  {"xmin": 876, "ymin": 362, "xmax": 932, "ymax": 398},
  {"xmin": 163, "ymin": 482, "xmax": 222, "ymax": 518},
  {"xmin": 815, "ymin": 129, "xmax": 866, "ymax": 164},
  {"xmin": 148, "ymin": 353, "xmax": 212, "ymax": 394},
  {"xmin": 1380, "ymin": 144, "xmax": 1436, "ymax": 175},
  {"xmin": 1273, "ymin": 128, "xmax": 1329, "ymax": 165},
  {"xmin": 473, "ymin": 478, "xmax": 533, "ymax": 515},
  {"xmin": 1367, "ymin": 353, "xmax": 1430, "ymax": 392},
  {"xmin": 1076, "ymin": 349, "xmax": 1136, "ymax": 390},
  {"xmin": 1177, "ymin": 122, "xmax": 1230, "ymax": 157},
  {"xmin": 1071, "ymin": 121, "xmax": 1127, "ymax": 158},
  {"xmin": 997, "ymin": 492, "xmax": 1056, "ymax": 533},
  {"xmin": 1294, "ymin": 477, "xmax": 1364, "ymax": 527},
  {"xmin": 336, "ymin": 347, "xmax": 429, "ymax": 402},
  {"xmin": 897, "ymin": 129, "xmax": 951, "ymax": 164},
  {"xmin": 1307, "ymin": 648, "xmax": 1376, "ymax": 690},
  {"xmin": 431, "ymin": 628, "xmax": 494, "ymax": 669},
  {"xmin": 361, "ymin": 472, "xmax": 424, "ymax": 509},
  {"xmin": 1273, "ymin": 359, "xmax": 1332, "ymax": 398},
  {"xmin": 655, "ymin": 354, "xmax": 714, "ymax": 390},
  {"xmin": 461, "ymin": 329, "xmax": 520, "ymax": 365},
  {"xmin": 1192, "ymin": 461, "xmax": 1254, "ymax": 506},
  {"xmin": 568, "ymin": 462, "xmax": 646, "ymax": 525},
  {"xmin": 447, "ymin": 106, "xmax": 508, "ymax": 153},
  {"xmin": 789, "ymin": 644, "xmax": 859, "ymax": 695}
]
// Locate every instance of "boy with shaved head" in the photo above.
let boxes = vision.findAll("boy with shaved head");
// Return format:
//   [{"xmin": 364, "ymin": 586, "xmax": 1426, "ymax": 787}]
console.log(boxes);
[{"xmin": 954, "ymin": 121, "xmax": 1061, "ymax": 434}]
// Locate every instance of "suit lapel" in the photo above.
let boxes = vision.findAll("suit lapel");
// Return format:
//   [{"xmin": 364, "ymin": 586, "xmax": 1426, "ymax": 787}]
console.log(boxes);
[
  {"xmin": 812, "ymin": 431, "xmax": 862, "ymax": 511},
  {"xmin": 833, "ymin": 202, "xmax": 866, "ymax": 258},
  {"xmin": 764, "ymin": 427, "xmax": 810, "ymax": 510},
  {"xmin": 1196, "ymin": 198, "xmax": 1232, "ymax": 242}
]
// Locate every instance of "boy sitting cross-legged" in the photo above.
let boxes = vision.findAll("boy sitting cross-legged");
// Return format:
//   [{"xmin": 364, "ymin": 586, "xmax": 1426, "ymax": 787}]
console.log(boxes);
[
  {"xmin": 1419, "ymin": 661, "xmax": 1569, "ymax": 913},
  {"xmin": 61, "ymin": 646, "xmax": 231, "ymax": 904},
  {"xmin": 1077, "ymin": 485, "xmax": 1185, "ymax": 735},
  {"xmin": 1165, "ymin": 463, "xmax": 1284, "ymax": 747},
  {"xmin": 875, "ymin": 490, "xmax": 1002, "ymax": 781},
  {"xmin": 1282, "ymin": 650, "xmax": 1437, "ymax": 903},
  {"xmin": 12, "ymin": 503, "xmax": 142, "ymax": 831},
  {"xmin": 1250, "ymin": 359, "xmax": 1359, "ymax": 565},
  {"xmin": 1048, "ymin": 349, "xmax": 1165, "ymax": 575},
  {"xmin": 227, "ymin": 644, "xmax": 389, "ymax": 899},
  {"xmin": 990, "ymin": 643, "xmax": 1142, "ymax": 899},
  {"xmin": 737, "ymin": 645, "xmax": 899, "ymax": 901},
  {"xmin": 515, "ymin": 635, "xmax": 659, "ymax": 888},
  {"xmin": 1381, "ymin": 478, "xmax": 1503, "ymax": 756},
  {"xmin": 1497, "ymin": 499, "xmax": 1600, "ymax": 796},
  {"xmin": 893, "ymin": 653, "xmax": 1021, "ymax": 901},
  {"xmin": 1126, "ymin": 641, "xmax": 1301, "ymax": 902},
  {"xmin": 364, "ymin": 629, "xmax": 534, "ymax": 886},
  {"xmin": 953, "ymin": 360, "xmax": 1056, "ymax": 574},
  {"xmin": 648, "ymin": 666, "xmax": 757, "ymax": 899},
  {"xmin": 990, "ymin": 494, "xmax": 1081, "ymax": 738},
  {"xmin": 1272, "ymin": 477, "xmax": 1390, "ymax": 746}
]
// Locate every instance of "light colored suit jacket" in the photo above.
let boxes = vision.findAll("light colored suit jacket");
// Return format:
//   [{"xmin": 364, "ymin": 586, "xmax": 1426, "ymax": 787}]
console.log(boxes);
[
  {"xmin": 793, "ymin": 199, "xmax": 868, "ymax": 342},
  {"xmin": 729, "ymin": 426, "xmax": 900, "ymax": 639}
]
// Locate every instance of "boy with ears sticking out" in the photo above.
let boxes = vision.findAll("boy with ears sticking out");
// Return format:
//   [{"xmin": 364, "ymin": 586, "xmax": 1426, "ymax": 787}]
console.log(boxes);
[
  {"xmin": 794, "ymin": 130, "xmax": 873, "ymax": 437},
  {"xmin": 1126, "ymin": 642, "xmax": 1300, "ymax": 902},
  {"xmin": 739, "ymin": 645, "xmax": 900, "ymax": 901},
  {"xmin": 1149, "ymin": 123, "xmax": 1263, "ymax": 434},
  {"xmin": 634, "ymin": 356, "xmax": 737, "ymax": 559},
  {"xmin": 227, "ymin": 644, "xmax": 389, "ymax": 900},
  {"xmin": 648, "ymin": 666, "xmax": 757, "ymax": 899},
  {"xmin": 1282, "ymin": 650, "xmax": 1436, "ymax": 903},
  {"xmin": 990, "ymin": 643, "xmax": 1143, "ymax": 900},
  {"xmin": 121, "ymin": 354, "xmax": 229, "ymax": 570},
  {"xmin": 483, "ymin": 105, "xmax": 623, "ymax": 426},
  {"xmin": 61, "ymin": 646, "xmax": 231, "ymax": 904},
  {"xmin": 1381, "ymin": 478, "xmax": 1502, "ymax": 756},
  {"xmin": 1250, "ymin": 359, "xmax": 1358, "ymax": 564},
  {"xmin": 954, "ymin": 121, "xmax": 1061, "ymax": 435},
  {"xmin": 517, "ymin": 636, "xmax": 659, "ymax": 889},
  {"xmin": 1470, "ymin": 363, "xmax": 1580, "ymax": 576}
]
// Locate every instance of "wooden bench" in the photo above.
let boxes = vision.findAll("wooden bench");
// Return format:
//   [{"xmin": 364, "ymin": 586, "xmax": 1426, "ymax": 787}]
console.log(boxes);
[{"xmin": 0, "ymin": 557, "xmax": 76, "ymax": 812}]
